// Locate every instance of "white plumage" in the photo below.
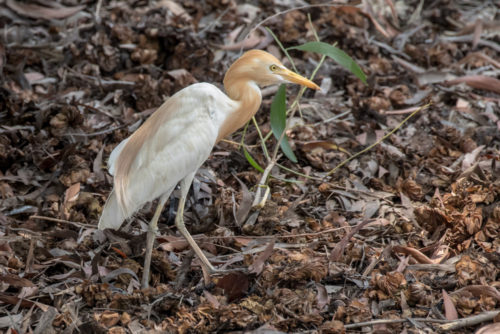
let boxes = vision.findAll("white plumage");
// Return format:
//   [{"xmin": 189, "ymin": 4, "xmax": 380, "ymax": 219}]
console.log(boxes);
[{"xmin": 98, "ymin": 83, "xmax": 240, "ymax": 230}]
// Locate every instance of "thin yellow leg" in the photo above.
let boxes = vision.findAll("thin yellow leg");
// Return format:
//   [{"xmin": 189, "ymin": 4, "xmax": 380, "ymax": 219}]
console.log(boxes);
[
  {"xmin": 176, "ymin": 173, "xmax": 216, "ymax": 272},
  {"xmin": 142, "ymin": 193, "xmax": 169, "ymax": 289}
]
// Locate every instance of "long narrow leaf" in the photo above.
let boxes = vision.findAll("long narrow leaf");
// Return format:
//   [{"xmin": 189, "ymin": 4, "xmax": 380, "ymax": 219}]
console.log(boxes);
[
  {"xmin": 289, "ymin": 41, "xmax": 367, "ymax": 84},
  {"xmin": 270, "ymin": 84, "xmax": 298, "ymax": 163},
  {"xmin": 243, "ymin": 146, "xmax": 264, "ymax": 173}
]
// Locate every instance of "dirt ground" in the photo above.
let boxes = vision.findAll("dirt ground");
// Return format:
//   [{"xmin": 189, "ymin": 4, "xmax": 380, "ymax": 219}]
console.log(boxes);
[{"xmin": 1, "ymin": 0, "xmax": 499, "ymax": 333}]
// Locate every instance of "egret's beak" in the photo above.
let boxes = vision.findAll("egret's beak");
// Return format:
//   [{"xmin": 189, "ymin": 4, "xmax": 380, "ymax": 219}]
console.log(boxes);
[{"xmin": 280, "ymin": 68, "xmax": 320, "ymax": 90}]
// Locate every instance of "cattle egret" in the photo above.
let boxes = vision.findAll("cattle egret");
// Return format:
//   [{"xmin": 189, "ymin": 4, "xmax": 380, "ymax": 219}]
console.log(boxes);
[{"xmin": 98, "ymin": 49, "xmax": 320, "ymax": 288}]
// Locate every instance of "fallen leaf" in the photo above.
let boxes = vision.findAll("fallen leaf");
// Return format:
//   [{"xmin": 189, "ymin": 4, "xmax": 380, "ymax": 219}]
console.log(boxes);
[
  {"xmin": 203, "ymin": 290, "xmax": 220, "ymax": 309},
  {"xmin": 442, "ymin": 289, "xmax": 458, "ymax": 320},
  {"xmin": 0, "ymin": 274, "xmax": 35, "ymax": 288},
  {"xmin": 249, "ymin": 239, "xmax": 275, "ymax": 275},
  {"xmin": 316, "ymin": 283, "xmax": 329, "ymax": 311},
  {"xmin": 64, "ymin": 182, "xmax": 80, "ymax": 205},
  {"xmin": 216, "ymin": 272, "xmax": 249, "ymax": 302},
  {"xmin": 462, "ymin": 146, "xmax": 485, "ymax": 171},
  {"xmin": 233, "ymin": 174, "xmax": 253, "ymax": 226}
]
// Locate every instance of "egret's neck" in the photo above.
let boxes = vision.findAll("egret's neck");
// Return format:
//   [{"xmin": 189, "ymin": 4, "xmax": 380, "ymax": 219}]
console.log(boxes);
[{"xmin": 217, "ymin": 74, "xmax": 262, "ymax": 141}]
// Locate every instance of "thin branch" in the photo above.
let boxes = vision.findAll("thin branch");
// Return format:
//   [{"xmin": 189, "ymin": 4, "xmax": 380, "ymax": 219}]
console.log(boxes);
[
  {"xmin": 437, "ymin": 310, "xmax": 500, "ymax": 331},
  {"xmin": 344, "ymin": 310, "xmax": 500, "ymax": 330},
  {"xmin": 30, "ymin": 215, "xmax": 95, "ymax": 229},
  {"xmin": 344, "ymin": 318, "xmax": 443, "ymax": 329},
  {"xmin": 326, "ymin": 103, "xmax": 431, "ymax": 177},
  {"xmin": 276, "ymin": 163, "xmax": 323, "ymax": 181}
]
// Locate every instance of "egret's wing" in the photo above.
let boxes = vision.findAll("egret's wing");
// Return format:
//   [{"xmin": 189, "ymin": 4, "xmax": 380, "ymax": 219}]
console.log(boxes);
[
  {"xmin": 108, "ymin": 137, "xmax": 129, "ymax": 176},
  {"xmin": 98, "ymin": 83, "xmax": 238, "ymax": 230}
]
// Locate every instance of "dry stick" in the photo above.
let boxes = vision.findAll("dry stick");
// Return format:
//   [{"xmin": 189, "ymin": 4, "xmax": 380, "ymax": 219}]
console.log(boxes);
[
  {"xmin": 326, "ymin": 103, "xmax": 431, "ymax": 177},
  {"xmin": 344, "ymin": 310, "xmax": 500, "ymax": 330},
  {"xmin": 344, "ymin": 318, "xmax": 444, "ymax": 329},
  {"xmin": 30, "ymin": 215, "xmax": 95, "ymax": 229},
  {"xmin": 276, "ymin": 162, "xmax": 323, "ymax": 181},
  {"xmin": 437, "ymin": 310, "xmax": 500, "ymax": 331},
  {"xmin": 199, "ymin": 226, "xmax": 349, "ymax": 242}
]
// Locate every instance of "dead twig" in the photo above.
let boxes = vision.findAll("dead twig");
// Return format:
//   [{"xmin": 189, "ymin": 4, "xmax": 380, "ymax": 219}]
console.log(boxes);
[
  {"xmin": 30, "ymin": 215, "xmax": 95, "ymax": 229},
  {"xmin": 437, "ymin": 310, "xmax": 500, "ymax": 331},
  {"xmin": 344, "ymin": 310, "xmax": 500, "ymax": 329}
]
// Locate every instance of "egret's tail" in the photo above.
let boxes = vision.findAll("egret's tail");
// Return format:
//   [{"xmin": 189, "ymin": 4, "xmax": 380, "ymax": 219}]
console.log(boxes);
[{"xmin": 98, "ymin": 190, "xmax": 127, "ymax": 230}]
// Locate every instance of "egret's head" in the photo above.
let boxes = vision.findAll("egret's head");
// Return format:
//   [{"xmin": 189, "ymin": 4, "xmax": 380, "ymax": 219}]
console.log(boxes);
[{"xmin": 225, "ymin": 49, "xmax": 320, "ymax": 90}]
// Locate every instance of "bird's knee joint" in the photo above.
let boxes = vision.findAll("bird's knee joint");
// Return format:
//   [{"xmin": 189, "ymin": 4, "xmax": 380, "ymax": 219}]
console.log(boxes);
[{"xmin": 175, "ymin": 217, "xmax": 187, "ymax": 231}]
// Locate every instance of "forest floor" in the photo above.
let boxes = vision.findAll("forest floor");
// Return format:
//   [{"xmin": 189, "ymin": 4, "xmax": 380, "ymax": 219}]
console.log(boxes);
[{"xmin": 1, "ymin": 0, "xmax": 499, "ymax": 333}]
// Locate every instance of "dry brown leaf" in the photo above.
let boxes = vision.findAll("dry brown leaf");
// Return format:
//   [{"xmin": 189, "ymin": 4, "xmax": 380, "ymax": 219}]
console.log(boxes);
[
  {"xmin": 392, "ymin": 245, "xmax": 435, "ymax": 264},
  {"xmin": 442, "ymin": 289, "xmax": 459, "ymax": 320},
  {"xmin": 233, "ymin": 175, "xmax": 253, "ymax": 226},
  {"xmin": 64, "ymin": 183, "xmax": 80, "ymax": 205},
  {"xmin": 316, "ymin": 283, "xmax": 330, "ymax": 311},
  {"xmin": 216, "ymin": 272, "xmax": 249, "ymax": 302},
  {"xmin": 167, "ymin": 69, "xmax": 198, "ymax": 88},
  {"xmin": 218, "ymin": 30, "xmax": 264, "ymax": 51},
  {"xmin": 372, "ymin": 271, "xmax": 406, "ymax": 295},
  {"xmin": 0, "ymin": 274, "xmax": 35, "ymax": 288},
  {"xmin": 249, "ymin": 239, "xmax": 275, "ymax": 275},
  {"xmin": 108, "ymin": 327, "xmax": 126, "ymax": 334},
  {"xmin": 462, "ymin": 146, "xmax": 485, "ymax": 171},
  {"xmin": 455, "ymin": 255, "xmax": 480, "ymax": 286},
  {"xmin": 203, "ymin": 290, "xmax": 220, "ymax": 309},
  {"xmin": 320, "ymin": 320, "xmax": 345, "ymax": 334},
  {"xmin": 330, "ymin": 220, "xmax": 370, "ymax": 262}
]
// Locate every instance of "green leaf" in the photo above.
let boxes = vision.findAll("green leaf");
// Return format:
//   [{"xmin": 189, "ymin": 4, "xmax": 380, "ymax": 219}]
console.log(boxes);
[
  {"xmin": 270, "ymin": 84, "xmax": 298, "ymax": 163},
  {"xmin": 289, "ymin": 41, "xmax": 367, "ymax": 84},
  {"xmin": 243, "ymin": 146, "xmax": 264, "ymax": 173}
]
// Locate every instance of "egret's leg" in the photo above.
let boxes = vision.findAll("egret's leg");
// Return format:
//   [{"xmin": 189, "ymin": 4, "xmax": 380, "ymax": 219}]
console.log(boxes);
[
  {"xmin": 142, "ymin": 193, "xmax": 169, "ymax": 289},
  {"xmin": 177, "ymin": 172, "xmax": 216, "ymax": 272}
]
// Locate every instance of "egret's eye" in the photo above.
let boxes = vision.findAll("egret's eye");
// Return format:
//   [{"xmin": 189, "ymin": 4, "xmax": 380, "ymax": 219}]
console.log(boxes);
[{"xmin": 269, "ymin": 64, "xmax": 278, "ymax": 72}]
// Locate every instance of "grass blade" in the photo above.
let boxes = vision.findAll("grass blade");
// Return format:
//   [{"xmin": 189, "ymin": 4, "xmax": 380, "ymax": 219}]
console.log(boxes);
[
  {"xmin": 270, "ymin": 84, "xmax": 298, "ymax": 163},
  {"xmin": 243, "ymin": 146, "xmax": 264, "ymax": 173}
]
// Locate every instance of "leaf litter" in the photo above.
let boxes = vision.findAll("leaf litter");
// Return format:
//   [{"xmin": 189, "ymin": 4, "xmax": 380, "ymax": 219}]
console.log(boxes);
[{"xmin": 0, "ymin": 0, "xmax": 499, "ymax": 333}]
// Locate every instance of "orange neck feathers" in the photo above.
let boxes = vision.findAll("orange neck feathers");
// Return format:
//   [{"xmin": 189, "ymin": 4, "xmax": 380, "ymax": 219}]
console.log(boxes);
[{"xmin": 216, "ymin": 54, "xmax": 265, "ymax": 141}]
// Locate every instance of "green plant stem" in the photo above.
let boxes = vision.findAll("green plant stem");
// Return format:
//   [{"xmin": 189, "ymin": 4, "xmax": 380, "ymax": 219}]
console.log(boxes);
[
  {"xmin": 265, "ymin": 28, "xmax": 298, "ymax": 73},
  {"xmin": 326, "ymin": 103, "xmax": 431, "ymax": 177},
  {"xmin": 251, "ymin": 116, "xmax": 270, "ymax": 161},
  {"xmin": 307, "ymin": 13, "xmax": 320, "ymax": 45},
  {"xmin": 252, "ymin": 26, "xmax": 326, "ymax": 205},
  {"xmin": 239, "ymin": 121, "xmax": 249, "ymax": 145},
  {"xmin": 276, "ymin": 163, "xmax": 323, "ymax": 181}
]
